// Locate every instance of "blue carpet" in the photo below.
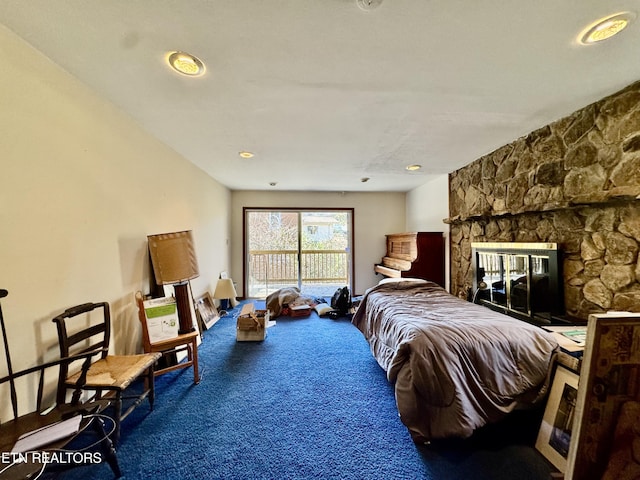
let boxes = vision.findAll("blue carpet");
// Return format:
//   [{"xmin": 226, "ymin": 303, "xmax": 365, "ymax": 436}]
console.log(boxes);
[{"xmin": 59, "ymin": 303, "xmax": 554, "ymax": 479}]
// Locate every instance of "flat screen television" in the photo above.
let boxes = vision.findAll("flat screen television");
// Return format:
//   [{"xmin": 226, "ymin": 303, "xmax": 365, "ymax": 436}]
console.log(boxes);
[{"xmin": 471, "ymin": 242, "xmax": 563, "ymax": 324}]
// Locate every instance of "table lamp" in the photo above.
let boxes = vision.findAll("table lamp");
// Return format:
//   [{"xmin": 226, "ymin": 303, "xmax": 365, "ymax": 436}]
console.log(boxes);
[
  {"xmin": 213, "ymin": 278, "xmax": 237, "ymax": 316},
  {"xmin": 148, "ymin": 230, "xmax": 199, "ymax": 334}
]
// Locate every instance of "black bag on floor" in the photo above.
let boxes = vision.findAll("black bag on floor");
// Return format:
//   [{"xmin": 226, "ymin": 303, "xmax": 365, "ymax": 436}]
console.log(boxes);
[{"xmin": 331, "ymin": 286, "xmax": 352, "ymax": 314}]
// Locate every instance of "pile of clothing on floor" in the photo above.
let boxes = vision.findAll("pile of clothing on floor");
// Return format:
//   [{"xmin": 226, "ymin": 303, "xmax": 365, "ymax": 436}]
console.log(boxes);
[
  {"xmin": 265, "ymin": 287, "xmax": 317, "ymax": 318},
  {"xmin": 265, "ymin": 286, "xmax": 356, "ymax": 319}
]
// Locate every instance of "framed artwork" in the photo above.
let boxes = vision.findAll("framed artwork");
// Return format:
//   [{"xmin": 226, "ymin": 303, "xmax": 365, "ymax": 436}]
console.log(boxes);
[
  {"xmin": 565, "ymin": 312, "xmax": 640, "ymax": 480},
  {"xmin": 535, "ymin": 365, "xmax": 579, "ymax": 473},
  {"xmin": 195, "ymin": 292, "xmax": 219, "ymax": 330}
]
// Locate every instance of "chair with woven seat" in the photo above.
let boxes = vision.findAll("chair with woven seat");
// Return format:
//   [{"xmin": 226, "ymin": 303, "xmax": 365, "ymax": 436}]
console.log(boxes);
[
  {"xmin": 52, "ymin": 301, "xmax": 161, "ymax": 445},
  {"xmin": 0, "ymin": 349, "xmax": 122, "ymax": 479}
]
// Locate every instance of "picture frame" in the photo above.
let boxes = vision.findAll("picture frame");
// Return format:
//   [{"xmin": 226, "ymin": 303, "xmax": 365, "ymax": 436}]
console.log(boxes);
[
  {"xmin": 195, "ymin": 292, "xmax": 219, "ymax": 330},
  {"xmin": 535, "ymin": 364, "xmax": 579, "ymax": 473},
  {"xmin": 565, "ymin": 312, "xmax": 640, "ymax": 480}
]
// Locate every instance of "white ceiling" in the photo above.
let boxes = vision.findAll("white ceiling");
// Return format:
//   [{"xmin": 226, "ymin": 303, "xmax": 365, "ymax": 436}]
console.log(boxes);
[{"xmin": 2, "ymin": 1, "xmax": 640, "ymax": 192}]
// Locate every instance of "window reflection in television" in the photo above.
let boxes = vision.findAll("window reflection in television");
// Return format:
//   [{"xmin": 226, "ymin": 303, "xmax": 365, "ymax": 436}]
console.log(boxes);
[
  {"xmin": 477, "ymin": 253, "xmax": 505, "ymax": 307},
  {"xmin": 530, "ymin": 255, "xmax": 551, "ymax": 319},
  {"xmin": 508, "ymin": 254, "xmax": 530, "ymax": 315}
]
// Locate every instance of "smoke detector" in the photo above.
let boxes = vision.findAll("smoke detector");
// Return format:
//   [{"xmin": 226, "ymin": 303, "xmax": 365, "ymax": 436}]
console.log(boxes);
[{"xmin": 357, "ymin": 0, "xmax": 383, "ymax": 12}]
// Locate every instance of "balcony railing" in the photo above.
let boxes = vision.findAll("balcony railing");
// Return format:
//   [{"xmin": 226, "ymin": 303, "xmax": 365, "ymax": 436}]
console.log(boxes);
[{"xmin": 248, "ymin": 249, "xmax": 348, "ymax": 297}]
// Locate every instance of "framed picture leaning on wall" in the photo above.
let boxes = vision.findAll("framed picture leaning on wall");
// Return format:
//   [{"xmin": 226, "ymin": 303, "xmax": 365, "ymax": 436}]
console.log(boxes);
[
  {"xmin": 565, "ymin": 312, "xmax": 640, "ymax": 480},
  {"xmin": 536, "ymin": 364, "xmax": 579, "ymax": 474},
  {"xmin": 195, "ymin": 292, "xmax": 220, "ymax": 330}
]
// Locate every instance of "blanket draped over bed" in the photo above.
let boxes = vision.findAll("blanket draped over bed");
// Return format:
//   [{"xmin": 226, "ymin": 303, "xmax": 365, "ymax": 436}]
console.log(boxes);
[{"xmin": 352, "ymin": 280, "xmax": 558, "ymax": 442}]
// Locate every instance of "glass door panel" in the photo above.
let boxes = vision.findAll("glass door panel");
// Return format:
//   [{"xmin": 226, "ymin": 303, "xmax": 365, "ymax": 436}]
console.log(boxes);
[
  {"xmin": 507, "ymin": 254, "xmax": 530, "ymax": 315},
  {"xmin": 245, "ymin": 209, "xmax": 352, "ymax": 298},
  {"xmin": 300, "ymin": 212, "xmax": 350, "ymax": 295},
  {"xmin": 246, "ymin": 211, "xmax": 299, "ymax": 298},
  {"xmin": 478, "ymin": 252, "xmax": 507, "ymax": 307}
]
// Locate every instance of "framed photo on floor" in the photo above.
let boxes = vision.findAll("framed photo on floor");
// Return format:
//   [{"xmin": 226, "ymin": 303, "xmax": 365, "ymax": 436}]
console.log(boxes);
[
  {"xmin": 195, "ymin": 292, "xmax": 219, "ymax": 330},
  {"xmin": 535, "ymin": 364, "xmax": 579, "ymax": 473},
  {"xmin": 565, "ymin": 312, "xmax": 640, "ymax": 480}
]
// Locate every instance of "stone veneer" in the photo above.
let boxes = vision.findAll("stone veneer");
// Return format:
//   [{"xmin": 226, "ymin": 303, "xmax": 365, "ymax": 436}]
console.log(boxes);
[{"xmin": 448, "ymin": 80, "xmax": 640, "ymax": 321}]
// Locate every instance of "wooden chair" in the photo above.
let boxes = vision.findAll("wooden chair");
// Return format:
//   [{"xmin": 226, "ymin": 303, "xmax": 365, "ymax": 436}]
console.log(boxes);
[
  {"xmin": 0, "ymin": 349, "xmax": 121, "ymax": 479},
  {"xmin": 136, "ymin": 292, "xmax": 200, "ymax": 385},
  {"xmin": 51, "ymin": 302, "xmax": 161, "ymax": 445},
  {"xmin": 135, "ymin": 292, "xmax": 200, "ymax": 385}
]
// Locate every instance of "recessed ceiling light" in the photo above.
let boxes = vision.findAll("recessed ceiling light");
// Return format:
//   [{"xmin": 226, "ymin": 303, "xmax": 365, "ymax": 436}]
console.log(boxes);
[
  {"xmin": 357, "ymin": 0, "xmax": 383, "ymax": 11},
  {"xmin": 405, "ymin": 164, "xmax": 422, "ymax": 171},
  {"xmin": 239, "ymin": 151, "xmax": 254, "ymax": 159},
  {"xmin": 579, "ymin": 12, "xmax": 636, "ymax": 44},
  {"xmin": 167, "ymin": 51, "xmax": 205, "ymax": 76}
]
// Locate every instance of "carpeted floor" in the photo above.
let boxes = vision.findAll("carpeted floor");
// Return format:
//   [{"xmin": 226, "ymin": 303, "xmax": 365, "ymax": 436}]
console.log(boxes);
[{"xmin": 59, "ymin": 303, "xmax": 554, "ymax": 479}]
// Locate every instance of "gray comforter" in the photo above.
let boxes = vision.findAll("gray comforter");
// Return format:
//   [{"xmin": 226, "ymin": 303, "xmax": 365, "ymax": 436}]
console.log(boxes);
[{"xmin": 352, "ymin": 280, "xmax": 558, "ymax": 442}]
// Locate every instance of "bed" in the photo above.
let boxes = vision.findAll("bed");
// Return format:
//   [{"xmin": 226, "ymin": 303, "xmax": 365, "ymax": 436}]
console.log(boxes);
[{"xmin": 352, "ymin": 279, "xmax": 559, "ymax": 443}]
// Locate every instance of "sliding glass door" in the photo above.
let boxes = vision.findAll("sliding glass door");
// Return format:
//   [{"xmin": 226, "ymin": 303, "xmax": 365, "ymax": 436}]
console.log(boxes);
[{"xmin": 244, "ymin": 208, "xmax": 353, "ymax": 298}]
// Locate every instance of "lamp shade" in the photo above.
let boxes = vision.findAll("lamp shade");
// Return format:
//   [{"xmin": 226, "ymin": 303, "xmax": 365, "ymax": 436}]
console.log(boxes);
[
  {"xmin": 213, "ymin": 278, "xmax": 237, "ymax": 300},
  {"xmin": 148, "ymin": 230, "xmax": 199, "ymax": 285}
]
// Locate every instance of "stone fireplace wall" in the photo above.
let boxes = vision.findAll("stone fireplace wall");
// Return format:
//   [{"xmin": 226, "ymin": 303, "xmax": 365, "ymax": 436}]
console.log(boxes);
[{"xmin": 448, "ymin": 80, "xmax": 640, "ymax": 321}]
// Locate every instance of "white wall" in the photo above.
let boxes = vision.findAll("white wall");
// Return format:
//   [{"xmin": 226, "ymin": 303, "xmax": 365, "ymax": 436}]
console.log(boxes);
[
  {"xmin": 0, "ymin": 24, "xmax": 230, "ymax": 412},
  {"xmin": 230, "ymin": 191, "xmax": 406, "ymax": 296},
  {"xmin": 406, "ymin": 175, "xmax": 449, "ymax": 232},
  {"xmin": 406, "ymin": 174, "xmax": 450, "ymax": 289}
]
